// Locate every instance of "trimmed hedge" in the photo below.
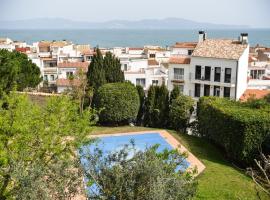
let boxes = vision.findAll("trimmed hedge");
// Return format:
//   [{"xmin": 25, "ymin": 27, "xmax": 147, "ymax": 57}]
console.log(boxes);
[
  {"xmin": 197, "ymin": 97, "xmax": 270, "ymax": 165},
  {"xmin": 95, "ymin": 82, "xmax": 140, "ymax": 125}
]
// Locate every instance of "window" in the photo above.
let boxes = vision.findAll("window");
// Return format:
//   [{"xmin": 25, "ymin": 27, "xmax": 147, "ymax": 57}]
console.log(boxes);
[
  {"xmin": 50, "ymin": 75, "xmax": 54, "ymax": 81},
  {"xmin": 174, "ymin": 68, "xmax": 184, "ymax": 80},
  {"xmin": 224, "ymin": 87, "xmax": 230, "ymax": 98},
  {"xmin": 66, "ymin": 71, "xmax": 73, "ymax": 78},
  {"xmin": 224, "ymin": 68, "xmax": 231, "ymax": 83},
  {"xmin": 188, "ymin": 50, "xmax": 193, "ymax": 56},
  {"xmin": 204, "ymin": 84, "xmax": 210, "ymax": 96},
  {"xmin": 136, "ymin": 78, "xmax": 146, "ymax": 87},
  {"xmin": 214, "ymin": 67, "xmax": 221, "ymax": 82},
  {"xmin": 152, "ymin": 80, "xmax": 158, "ymax": 85},
  {"xmin": 149, "ymin": 54, "xmax": 156, "ymax": 58},
  {"xmin": 123, "ymin": 64, "xmax": 128, "ymax": 71},
  {"xmin": 214, "ymin": 86, "xmax": 220, "ymax": 96},
  {"xmin": 44, "ymin": 75, "xmax": 48, "ymax": 81},
  {"xmin": 195, "ymin": 83, "xmax": 201, "ymax": 97},
  {"xmin": 195, "ymin": 65, "xmax": 201, "ymax": 80},
  {"xmin": 204, "ymin": 66, "xmax": 211, "ymax": 81}
]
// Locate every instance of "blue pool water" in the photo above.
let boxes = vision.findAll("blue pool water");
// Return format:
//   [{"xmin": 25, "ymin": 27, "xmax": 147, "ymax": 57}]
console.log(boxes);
[{"xmin": 79, "ymin": 133, "xmax": 190, "ymax": 196}]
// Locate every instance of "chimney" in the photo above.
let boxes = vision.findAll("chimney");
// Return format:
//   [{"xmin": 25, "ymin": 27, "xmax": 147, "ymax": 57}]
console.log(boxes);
[
  {"xmin": 198, "ymin": 31, "xmax": 207, "ymax": 43},
  {"xmin": 240, "ymin": 33, "xmax": 248, "ymax": 44}
]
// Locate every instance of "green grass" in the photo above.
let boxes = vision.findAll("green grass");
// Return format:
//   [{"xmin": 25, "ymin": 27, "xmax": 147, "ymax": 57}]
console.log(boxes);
[{"xmin": 92, "ymin": 126, "xmax": 268, "ymax": 200}]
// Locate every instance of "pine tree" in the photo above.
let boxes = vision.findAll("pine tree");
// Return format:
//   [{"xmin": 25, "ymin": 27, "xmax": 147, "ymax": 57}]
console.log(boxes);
[{"xmin": 87, "ymin": 48, "xmax": 106, "ymax": 90}]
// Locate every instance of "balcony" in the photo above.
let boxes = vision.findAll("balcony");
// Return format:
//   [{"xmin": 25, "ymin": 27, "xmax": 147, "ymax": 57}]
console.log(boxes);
[{"xmin": 174, "ymin": 74, "xmax": 184, "ymax": 80}]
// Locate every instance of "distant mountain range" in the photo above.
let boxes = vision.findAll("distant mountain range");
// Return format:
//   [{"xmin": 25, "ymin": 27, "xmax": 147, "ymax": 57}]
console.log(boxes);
[{"xmin": 0, "ymin": 18, "xmax": 250, "ymax": 30}]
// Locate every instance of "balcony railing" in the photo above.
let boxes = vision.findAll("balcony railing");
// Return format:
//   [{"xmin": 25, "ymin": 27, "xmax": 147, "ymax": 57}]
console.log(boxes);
[{"xmin": 173, "ymin": 74, "xmax": 184, "ymax": 80}]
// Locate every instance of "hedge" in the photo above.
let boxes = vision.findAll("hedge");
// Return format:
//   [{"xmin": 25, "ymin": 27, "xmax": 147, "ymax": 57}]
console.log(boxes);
[
  {"xmin": 94, "ymin": 82, "xmax": 140, "ymax": 125},
  {"xmin": 197, "ymin": 97, "xmax": 270, "ymax": 165}
]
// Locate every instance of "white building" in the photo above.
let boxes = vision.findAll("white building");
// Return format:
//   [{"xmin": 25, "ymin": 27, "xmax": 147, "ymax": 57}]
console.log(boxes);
[{"xmin": 168, "ymin": 32, "xmax": 250, "ymax": 100}]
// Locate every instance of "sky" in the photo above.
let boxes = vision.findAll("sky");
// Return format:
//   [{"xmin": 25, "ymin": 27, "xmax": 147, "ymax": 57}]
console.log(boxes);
[{"xmin": 0, "ymin": 0, "xmax": 270, "ymax": 28}]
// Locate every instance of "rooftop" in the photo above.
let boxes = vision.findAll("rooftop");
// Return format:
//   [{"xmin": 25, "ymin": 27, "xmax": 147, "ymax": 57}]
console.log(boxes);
[
  {"xmin": 58, "ymin": 62, "xmax": 89, "ymax": 71},
  {"xmin": 173, "ymin": 42, "xmax": 197, "ymax": 49},
  {"xmin": 240, "ymin": 89, "xmax": 270, "ymax": 101},
  {"xmin": 169, "ymin": 56, "xmax": 191, "ymax": 64},
  {"xmin": 192, "ymin": 39, "xmax": 248, "ymax": 60},
  {"xmin": 148, "ymin": 59, "xmax": 159, "ymax": 66}
]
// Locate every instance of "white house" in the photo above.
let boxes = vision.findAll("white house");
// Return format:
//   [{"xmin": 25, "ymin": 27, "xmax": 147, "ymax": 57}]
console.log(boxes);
[{"xmin": 168, "ymin": 32, "xmax": 250, "ymax": 100}]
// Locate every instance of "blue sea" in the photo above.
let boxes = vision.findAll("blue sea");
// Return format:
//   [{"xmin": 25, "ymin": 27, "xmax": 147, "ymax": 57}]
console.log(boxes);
[{"xmin": 0, "ymin": 29, "xmax": 269, "ymax": 48}]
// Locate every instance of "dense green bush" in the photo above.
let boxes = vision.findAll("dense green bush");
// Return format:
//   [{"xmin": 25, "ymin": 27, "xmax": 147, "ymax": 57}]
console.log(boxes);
[
  {"xmin": 136, "ymin": 85, "xmax": 145, "ymax": 125},
  {"xmin": 95, "ymin": 82, "xmax": 140, "ymax": 125},
  {"xmin": 197, "ymin": 97, "xmax": 270, "ymax": 165},
  {"xmin": 169, "ymin": 95, "xmax": 194, "ymax": 132},
  {"xmin": 144, "ymin": 84, "xmax": 169, "ymax": 128}
]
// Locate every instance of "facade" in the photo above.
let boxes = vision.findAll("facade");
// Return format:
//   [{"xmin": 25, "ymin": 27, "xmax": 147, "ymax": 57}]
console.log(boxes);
[{"xmin": 168, "ymin": 32, "xmax": 250, "ymax": 100}]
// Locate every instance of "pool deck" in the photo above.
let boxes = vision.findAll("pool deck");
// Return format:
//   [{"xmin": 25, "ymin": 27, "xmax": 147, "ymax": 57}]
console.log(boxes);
[{"xmin": 89, "ymin": 130, "xmax": 205, "ymax": 175}]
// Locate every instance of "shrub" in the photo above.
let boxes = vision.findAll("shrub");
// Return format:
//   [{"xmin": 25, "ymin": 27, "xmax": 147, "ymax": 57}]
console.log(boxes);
[
  {"xmin": 144, "ymin": 84, "xmax": 169, "ymax": 128},
  {"xmin": 80, "ymin": 143, "xmax": 197, "ymax": 199},
  {"xmin": 169, "ymin": 95, "xmax": 194, "ymax": 132},
  {"xmin": 95, "ymin": 82, "xmax": 140, "ymax": 125},
  {"xmin": 197, "ymin": 97, "xmax": 270, "ymax": 165}
]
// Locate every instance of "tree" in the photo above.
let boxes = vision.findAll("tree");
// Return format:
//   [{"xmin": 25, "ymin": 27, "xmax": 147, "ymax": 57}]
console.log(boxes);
[
  {"xmin": 0, "ymin": 93, "xmax": 94, "ymax": 199},
  {"xmin": 144, "ymin": 84, "xmax": 169, "ymax": 128},
  {"xmin": 94, "ymin": 82, "xmax": 140, "ymax": 125},
  {"xmin": 264, "ymin": 93, "xmax": 270, "ymax": 103},
  {"xmin": 170, "ymin": 86, "xmax": 181, "ymax": 104},
  {"xmin": 136, "ymin": 85, "xmax": 145, "ymax": 125},
  {"xmin": 87, "ymin": 48, "xmax": 106, "ymax": 90},
  {"xmin": 0, "ymin": 49, "xmax": 41, "ymax": 95},
  {"xmin": 169, "ymin": 95, "xmax": 194, "ymax": 132},
  {"xmin": 103, "ymin": 52, "xmax": 124, "ymax": 83},
  {"xmin": 87, "ymin": 49, "xmax": 124, "ymax": 91},
  {"xmin": 80, "ymin": 143, "xmax": 197, "ymax": 200}
]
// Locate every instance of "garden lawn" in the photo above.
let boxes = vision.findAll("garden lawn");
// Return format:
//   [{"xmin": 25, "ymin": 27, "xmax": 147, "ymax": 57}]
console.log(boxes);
[{"xmin": 92, "ymin": 126, "xmax": 268, "ymax": 200}]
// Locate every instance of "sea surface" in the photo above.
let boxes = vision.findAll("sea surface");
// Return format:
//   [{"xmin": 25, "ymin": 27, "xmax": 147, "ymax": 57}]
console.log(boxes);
[{"xmin": 0, "ymin": 29, "xmax": 269, "ymax": 48}]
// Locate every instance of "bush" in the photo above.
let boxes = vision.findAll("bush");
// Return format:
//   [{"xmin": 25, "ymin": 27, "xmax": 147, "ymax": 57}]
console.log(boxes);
[
  {"xmin": 197, "ymin": 97, "xmax": 270, "ymax": 165},
  {"xmin": 169, "ymin": 95, "xmax": 194, "ymax": 132},
  {"xmin": 144, "ymin": 84, "xmax": 169, "ymax": 128},
  {"xmin": 80, "ymin": 143, "xmax": 197, "ymax": 199},
  {"xmin": 95, "ymin": 82, "xmax": 140, "ymax": 125}
]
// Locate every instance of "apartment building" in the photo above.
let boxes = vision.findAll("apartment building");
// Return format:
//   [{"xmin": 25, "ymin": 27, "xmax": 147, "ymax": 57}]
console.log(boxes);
[{"xmin": 168, "ymin": 32, "xmax": 249, "ymax": 100}]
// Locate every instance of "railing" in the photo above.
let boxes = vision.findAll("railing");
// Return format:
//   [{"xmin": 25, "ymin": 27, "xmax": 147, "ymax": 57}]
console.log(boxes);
[{"xmin": 173, "ymin": 74, "xmax": 184, "ymax": 80}]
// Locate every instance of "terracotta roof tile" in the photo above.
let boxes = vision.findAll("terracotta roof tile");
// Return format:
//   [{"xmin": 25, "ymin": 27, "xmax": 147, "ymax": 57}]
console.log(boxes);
[
  {"xmin": 192, "ymin": 39, "xmax": 248, "ymax": 60},
  {"xmin": 148, "ymin": 59, "xmax": 159, "ymax": 66},
  {"xmin": 240, "ymin": 89, "xmax": 270, "ymax": 101},
  {"xmin": 56, "ymin": 78, "xmax": 81, "ymax": 87},
  {"xmin": 173, "ymin": 42, "xmax": 197, "ymax": 49},
  {"xmin": 169, "ymin": 57, "xmax": 191, "ymax": 64},
  {"xmin": 58, "ymin": 62, "xmax": 89, "ymax": 72}
]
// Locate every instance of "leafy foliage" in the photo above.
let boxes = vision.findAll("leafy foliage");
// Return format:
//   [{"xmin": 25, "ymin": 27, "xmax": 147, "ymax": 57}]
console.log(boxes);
[
  {"xmin": 80, "ymin": 143, "xmax": 197, "ymax": 200},
  {"xmin": 94, "ymin": 82, "xmax": 140, "ymax": 125},
  {"xmin": 169, "ymin": 86, "xmax": 181, "ymax": 104},
  {"xmin": 87, "ymin": 48, "xmax": 124, "ymax": 91},
  {"xmin": 0, "ymin": 93, "xmax": 94, "ymax": 199},
  {"xmin": 0, "ymin": 49, "xmax": 41, "ymax": 95},
  {"xmin": 169, "ymin": 95, "xmax": 194, "ymax": 132},
  {"xmin": 144, "ymin": 84, "xmax": 169, "ymax": 128},
  {"xmin": 197, "ymin": 96, "xmax": 270, "ymax": 165}
]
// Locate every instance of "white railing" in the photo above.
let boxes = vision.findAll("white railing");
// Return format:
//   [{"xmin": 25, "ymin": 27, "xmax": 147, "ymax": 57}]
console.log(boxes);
[{"xmin": 174, "ymin": 74, "xmax": 184, "ymax": 80}]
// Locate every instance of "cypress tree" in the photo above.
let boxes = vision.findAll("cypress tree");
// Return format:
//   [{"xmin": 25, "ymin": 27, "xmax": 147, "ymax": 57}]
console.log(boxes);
[
  {"xmin": 170, "ymin": 86, "xmax": 180, "ymax": 105},
  {"xmin": 136, "ymin": 85, "xmax": 145, "ymax": 125},
  {"xmin": 87, "ymin": 48, "xmax": 106, "ymax": 90},
  {"xmin": 144, "ymin": 85, "xmax": 156, "ymax": 127},
  {"xmin": 103, "ymin": 52, "xmax": 124, "ymax": 83}
]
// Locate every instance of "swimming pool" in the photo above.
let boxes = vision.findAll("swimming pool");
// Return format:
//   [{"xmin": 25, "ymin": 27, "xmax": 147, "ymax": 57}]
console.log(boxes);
[{"xmin": 79, "ymin": 132, "xmax": 191, "ymax": 196}]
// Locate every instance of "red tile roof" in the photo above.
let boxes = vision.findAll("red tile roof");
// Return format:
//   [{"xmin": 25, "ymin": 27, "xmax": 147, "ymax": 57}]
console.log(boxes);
[
  {"xmin": 58, "ymin": 62, "xmax": 89, "ymax": 72},
  {"xmin": 173, "ymin": 42, "xmax": 197, "ymax": 49},
  {"xmin": 15, "ymin": 47, "xmax": 30, "ymax": 53},
  {"xmin": 240, "ymin": 89, "xmax": 270, "ymax": 101},
  {"xmin": 169, "ymin": 57, "xmax": 191, "ymax": 64},
  {"xmin": 56, "ymin": 78, "xmax": 81, "ymax": 87},
  {"xmin": 148, "ymin": 59, "xmax": 159, "ymax": 66},
  {"xmin": 129, "ymin": 47, "xmax": 144, "ymax": 51}
]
